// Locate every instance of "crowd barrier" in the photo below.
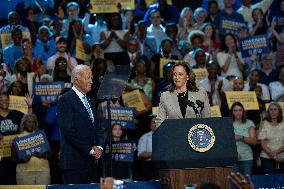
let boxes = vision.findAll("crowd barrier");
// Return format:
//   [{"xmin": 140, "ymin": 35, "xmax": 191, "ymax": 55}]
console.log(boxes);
[{"xmin": 1, "ymin": 174, "xmax": 284, "ymax": 189}]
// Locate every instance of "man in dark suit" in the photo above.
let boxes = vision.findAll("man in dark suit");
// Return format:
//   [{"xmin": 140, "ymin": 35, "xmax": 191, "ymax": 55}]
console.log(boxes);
[{"xmin": 58, "ymin": 65, "xmax": 104, "ymax": 184}]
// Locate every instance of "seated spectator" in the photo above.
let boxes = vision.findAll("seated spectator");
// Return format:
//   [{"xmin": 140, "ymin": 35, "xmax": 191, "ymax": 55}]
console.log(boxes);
[
  {"xmin": 33, "ymin": 26, "xmax": 56, "ymax": 66},
  {"xmin": 100, "ymin": 13, "xmax": 129, "ymax": 65},
  {"xmin": 103, "ymin": 124, "xmax": 132, "ymax": 180},
  {"xmin": 201, "ymin": 22, "xmax": 220, "ymax": 60},
  {"xmin": 184, "ymin": 30, "xmax": 210, "ymax": 66},
  {"xmin": 0, "ymin": 11, "xmax": 30, "ymax": 49},
  {"xmin": 165, "ymin": 23, "xmax": 183, "ymax": 59},
  {"xmin": 136, "ymin": 20, "xmax": 157, "ymax": 62},
  {"xmin": 258, "ymin": 53, "xmax": 277, "ymax": 86},
  {"xmin": 146, "ymin": 9, "xmax": 167, "ymax": 49},
  {"xmin": 7, "ymin": 81, "xmax": 28, "ymax": 97},
  {"xmin": 83, "ymin": 8, "xmax": 107, "ymax": 44},
  {"xmin": 67, "ymin": 19, "xmax": 93, "ymax": 64},
  {"xmin": 217, "ymin": 33, "xmax": 245, "ymax": 78},
  {"xmin": 0, "ymin": 92, "xmax": 32, "ymax": 184},
  {"xmin": 269, "ymin": 65, "xmax": 284, "ymax": 102},
  {"xmin": 200, "ymin": 61, "xmax": 230, "ymax": 106},
  {"xmin": 131, "ymin": 59, "xmax": 155, "ymax": 101},
  {"xmin": 60, "ymin": 2, "xmax": 80, "ymax": 37},
  {"xmin": 177, "ymin": 7, "xmax": 194, "ymax": 46},
  {"xmin": 3, "ymin": 26, "xmax": 24, "ymax": 73},
  {"xmin": 231, "ymin": 102, "xmax": 256, "ymax": 175},
  {"xmin": 249, "ymin": 8, "xmax": 269, "ymax": 36},
  {"xmin": 22, "ymin": 39, "xmax": 46, "ymax": 82},
  {"xmin": 243, "ymin": 69, "xmax": 270, "ymax": 102},
  {"xmin": 192, "ymin": 48, "xmax": 208, "ymax": 69},
  {"xmin": 52, "ymin": 57, "xmax": 71, "ymax": 83},
  {"xmin": 10, "ymin": 57, "xmax": 35, "ymax": 95},
  {"xmin": 204, "ymin": 0, "xmax": 219, "ymax": 23},
  {"xmin": 150, "ymin": 37, "xmax": 179, "ymax": 81},
  {"xmin": 193, "ymin": 7, "xmax": 207, "ymax": 30},
  {"xmin": 258, "ymin": 102, "xmax": 284, "ymax": 174},
  {"xmin": 137, "ymin": 115, "xmax": 159, "ymax": 180},
  {"xmin": 143, "ymin": 0, "xmax": 179, "ymax": 26},
  {"xmin": 47, "ymin": 36, "xmax": 77, "ymax": 76},
  {"xmin": 12, "ymin": 113, "xmax": 50, "ymax": 185}
]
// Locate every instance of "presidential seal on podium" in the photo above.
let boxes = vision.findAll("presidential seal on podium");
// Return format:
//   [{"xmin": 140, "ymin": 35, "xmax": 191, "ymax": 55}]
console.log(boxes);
[{"xmin": 188, "ymin": 124, "xmax": 215, "ymax": 152}]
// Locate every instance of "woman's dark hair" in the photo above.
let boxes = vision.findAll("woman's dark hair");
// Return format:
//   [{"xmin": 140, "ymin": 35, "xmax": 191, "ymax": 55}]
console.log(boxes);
[
  {"xmin": 169, "ymin": 62, "xmax": 198, "ymax": 92},
  {"xmin": 14, "ymin": 56, "xmax": 32, "ymax": 73},
  {"xmin": 53, "ymin": 57, "xmax": 68, "ymax": 81},
  {"xmin": 230, "ymin": 101, "xmax": 247, "ymax": 123},
  {"xmin": 91, "ymin": 58, "xmax": 107, "ymax": 77},
  {"xmin": 159, "ymin": 37, "xmax": 174, "ymax": 52},
  {"xmin": 277, "ymin": 64, "xmax": 284, "ymax": 78},
  {"xmin": 7, "ymin": 80, "xmax": 27, "ymax": 96},
  {"xmin": 67, "ymin": 19, "xmax": 84, "ymax": 54},
  {"xmin": 265, "ymin": 102, "xmax": 283, "ymax": 123},
  {"xmin": 221, "ymin": 33, "xmax": 238, "ymax": 52},
  {"xmin": 201, "ymin": 22, "xmax": 217, "ymax": 41},
  {"xmin": 111, "ymin": 123, "xmax": 127, "ymax": 141}
]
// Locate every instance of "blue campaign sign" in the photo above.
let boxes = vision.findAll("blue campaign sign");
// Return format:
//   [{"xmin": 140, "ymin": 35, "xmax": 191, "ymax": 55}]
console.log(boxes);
[
  {"xmin": 240, "ymin": 35, "xmax": 269, "ymax": 58},
  {"xmin": 103, "ymin": 107, "xmax": 135, "ymax": 129},
  {"xmin": 33, "ymin": 82, "xmax": 64, "ymax": 103},
  {"xmin": 13, "ymin": 130, "xmax": 50, "ymax": 160},
  {"xmin": 104, "ymin": 140, "xmax": 135, "ymax": 162},
  {"xmin": 220, "ymin": 19, "xmax": 246, "ymax": 35}
]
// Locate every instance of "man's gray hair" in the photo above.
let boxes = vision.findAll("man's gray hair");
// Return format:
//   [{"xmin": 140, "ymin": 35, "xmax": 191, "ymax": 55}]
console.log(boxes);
[{"xmin": 71, "ymin": 65, "xmax": 90, "ymax": 83}]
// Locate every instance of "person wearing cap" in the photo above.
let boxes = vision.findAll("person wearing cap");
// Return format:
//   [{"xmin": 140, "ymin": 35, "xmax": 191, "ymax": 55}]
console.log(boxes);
[
  {"xmin": 46, "ymin": 36, "xmax": 77, "ymax": 76},
  {"xmin": 33, "ymin": 26, "xmax": 56, "ymax": 66},
  {"xmin": 60, "ymin": 2, "xmax": 80, "ymax": 38}
]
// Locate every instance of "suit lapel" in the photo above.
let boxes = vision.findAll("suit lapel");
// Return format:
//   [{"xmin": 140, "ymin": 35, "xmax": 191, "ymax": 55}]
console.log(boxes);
[{"xmin": 169, "ymin": 92, "xmax": 183, "ymax": 118}]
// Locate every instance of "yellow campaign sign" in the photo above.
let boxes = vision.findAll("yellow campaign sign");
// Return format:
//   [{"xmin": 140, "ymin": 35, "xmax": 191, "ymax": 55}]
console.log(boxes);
[
  {"xmin": 76, "ymin": 39, "xmax": 91, "ymax": 61},
  {"xmin": 9, "ymin": 95, "xmax": 28, "ymax": 114},
  {"xmin": 0, "ymin": 134, "xmax": 19, "ymax": 159},
  {"xmin": 192, "ymin": 68, "xmax": 208, "ymax": 86},
  {"xmin": 159, "ymin": 58, "xmax": 180, "ymax": 78},
  {"xmin": 225, "ymin": 91, "xmax": 259, "ymax": 110},
  {"xmin": 152, "ymin": 106, "xmax": 158, "ymax": 115},
  {"xmin": 90, "ymin": 0, "xmax": 135, "ymax": 13},
  {"xmin": 210, "ymin": 106, "xmax": 222, "ymax": 117},
  {"xmin": 145, "ymin": 0, "xmax": 172, "ymax": 6},
  {"xmin": 122, "ymin": 89, "xmax": 146, "ymax": 112},
  {"xmin": 0, "ymin": 186, "xmax": 45, "ymax": 189},
  {"xmin": 265, "ymin": 102, "xmax": 284, "ymax": 116},
  {"xmin": 1, "ymin": 31, "xmax": 30, "ymax": 49}
]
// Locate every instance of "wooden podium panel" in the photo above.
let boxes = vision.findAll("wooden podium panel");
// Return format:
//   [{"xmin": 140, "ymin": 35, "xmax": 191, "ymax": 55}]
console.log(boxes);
[{"xmin": 159, "ymin": 167, "xmax": 232, "ymax": 189}]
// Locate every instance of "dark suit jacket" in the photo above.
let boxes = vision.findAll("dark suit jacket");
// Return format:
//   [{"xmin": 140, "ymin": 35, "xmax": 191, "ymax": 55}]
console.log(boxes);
[{"xmin": 57, "ymin": 89, "xmax": 104, "ymax": 170}]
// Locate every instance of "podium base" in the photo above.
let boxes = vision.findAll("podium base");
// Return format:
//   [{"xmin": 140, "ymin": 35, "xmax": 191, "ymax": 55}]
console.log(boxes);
[{"xmin": 159, "ymin": 167, "xmax": 232, "ymax": 189}]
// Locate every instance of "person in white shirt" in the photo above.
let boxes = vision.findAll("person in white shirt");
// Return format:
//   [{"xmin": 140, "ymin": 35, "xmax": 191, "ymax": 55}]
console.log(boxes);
[
  {"xmin": 47, "ymin": 36, "xmax": 77, "ymax": 76},
  {"xmin": 147, "ymin": 9, "xmax": 166, "ymax": 49},
  {"xmin": 269, "ymin": 65, "xmax": 284, "ymax": 101},
  {"xmin": 237, "ymin": 0, "xmax": 273, "ymax": 25}
]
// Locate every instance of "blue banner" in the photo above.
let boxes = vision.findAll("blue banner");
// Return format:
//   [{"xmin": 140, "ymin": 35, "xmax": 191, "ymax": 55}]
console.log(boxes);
[
  {"xmin": 103, "ymin": 107, "xmax": 135, "ymax": 129},
  {"xmin": 13, "ymin": 130, "xmax": 50, "ymax": 160},
  {"xmin": 240, "ymin": 35, "xmax": 269, "ymax": 58},
  {"xmin": 104, "ymin": 140, "xmax": 135, "ymax": 162},
  {"xmin": 220, "ymin": 19, "xmax": 246, "ymax": 35},
  {"xmin": 33, "ymin": 82, "xmax": 64, "ymax": 103}
]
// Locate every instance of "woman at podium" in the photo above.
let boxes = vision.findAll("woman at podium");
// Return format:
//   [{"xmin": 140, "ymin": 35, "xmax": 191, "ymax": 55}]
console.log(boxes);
[{"xmin": 156, "ymin": 62, "xmax": 210, "ymax": 126}]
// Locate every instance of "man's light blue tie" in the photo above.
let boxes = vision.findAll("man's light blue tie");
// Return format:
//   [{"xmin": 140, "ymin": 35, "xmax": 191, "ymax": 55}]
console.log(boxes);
[{"xmin": 83, "ymin": 96, "xmax": 94, "ymax": 124}]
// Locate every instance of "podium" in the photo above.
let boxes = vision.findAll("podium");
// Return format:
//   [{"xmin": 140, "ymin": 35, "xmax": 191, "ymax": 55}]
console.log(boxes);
[{"xmin": 152, "ymin": 117, "xmax": 237, "ymax": 189}]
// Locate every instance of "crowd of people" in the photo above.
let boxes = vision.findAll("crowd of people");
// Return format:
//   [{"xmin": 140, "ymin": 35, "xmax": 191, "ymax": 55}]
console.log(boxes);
[{"xmin": 0, "ymin": 0, "xmax": 284, "ymax": 186}]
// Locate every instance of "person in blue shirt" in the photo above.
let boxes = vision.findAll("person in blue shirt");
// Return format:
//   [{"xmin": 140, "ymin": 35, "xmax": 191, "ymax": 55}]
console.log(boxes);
[
  {"xmin": 144, "ymin": 0, "xmax": 180, "ymax": 26},
  {"xmin": 213, "ymin": 0, "xmax": 246, "ymax": 38},
  {"xmin": 3, "ymin": 26, "xmax": 24, "ymax": 73},
  {"xmin": 33, "ymin": 26, "xmax": 56, "ymax": 66}
]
